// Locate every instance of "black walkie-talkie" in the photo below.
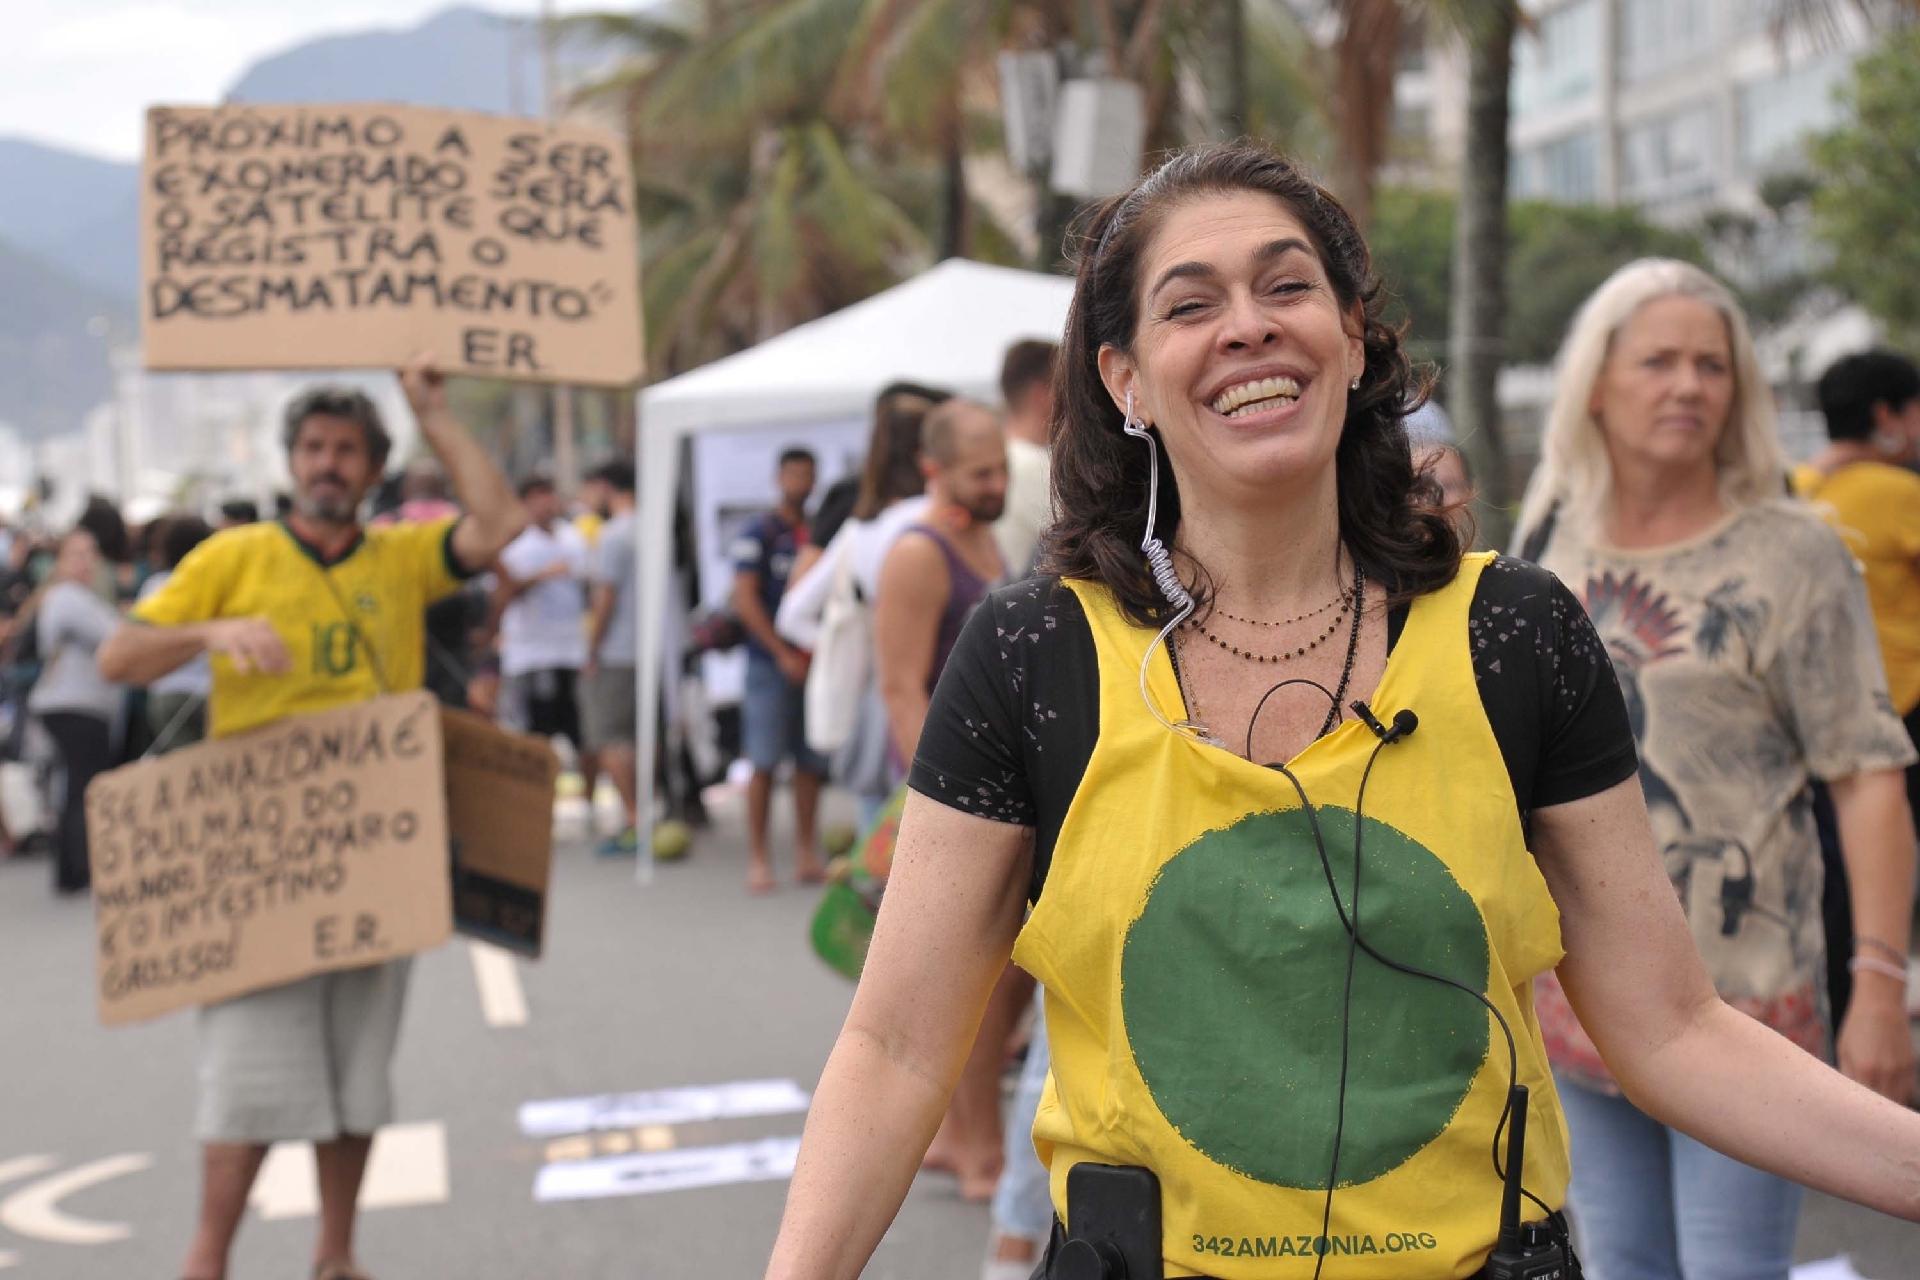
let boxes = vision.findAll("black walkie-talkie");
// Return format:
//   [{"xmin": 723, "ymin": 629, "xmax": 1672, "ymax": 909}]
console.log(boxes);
[{"xmin": 1481, "ymin": 1086, "xmax": 1575, "ymax": 1280}]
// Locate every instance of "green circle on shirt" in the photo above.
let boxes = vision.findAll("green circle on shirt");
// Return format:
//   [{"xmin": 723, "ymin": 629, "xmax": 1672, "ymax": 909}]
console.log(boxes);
[{"xmin": 1121, "ymin": 806, "xmax": 1490, "ymax": 1189}]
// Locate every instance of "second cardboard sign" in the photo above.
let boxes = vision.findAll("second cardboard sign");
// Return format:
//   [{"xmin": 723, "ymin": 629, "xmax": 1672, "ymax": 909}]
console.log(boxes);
[{"xmin": 86, "ymin": 690, "xmax": 558, "ymax": 1026}]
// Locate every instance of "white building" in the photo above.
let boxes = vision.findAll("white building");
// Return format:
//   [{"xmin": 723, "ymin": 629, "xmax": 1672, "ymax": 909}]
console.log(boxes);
[
  {"xmin": 37, "ymin": 353, "xmax": 419, "ymax": 527},
  {"xmin": 1509, "ymin": 0, "xmax": 1887, "ymax": 220},
  {"xmin": 1497, "ymin": 0, "xmax": 1912, "ymax": 454}
]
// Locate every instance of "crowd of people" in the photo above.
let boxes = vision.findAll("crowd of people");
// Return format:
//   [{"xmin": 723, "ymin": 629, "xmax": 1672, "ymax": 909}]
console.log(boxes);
[{"xmin": 7, "ymin": 135, "xmax": 1919, "ymax": 1280}]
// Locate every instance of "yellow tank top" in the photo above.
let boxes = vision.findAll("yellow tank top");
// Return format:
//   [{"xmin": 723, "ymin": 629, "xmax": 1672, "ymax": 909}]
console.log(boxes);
[{"xmin": 1014, "ymin": 554, "xmax": 1571, "ymax": 1278}]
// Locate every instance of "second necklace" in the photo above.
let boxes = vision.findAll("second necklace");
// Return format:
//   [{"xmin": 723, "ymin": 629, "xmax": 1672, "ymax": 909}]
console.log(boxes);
[{"xmin": 1187, "ymin": 566, "xmax": 1356, "ymax": 664}]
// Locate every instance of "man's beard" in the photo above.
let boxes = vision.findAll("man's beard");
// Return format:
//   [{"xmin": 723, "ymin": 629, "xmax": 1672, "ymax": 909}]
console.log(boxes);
[
  {"xmin": 295, "ymin": 479, "xmax": 360, "ymax": 523},
  {"xmin": 961, "ymin": 495, "xmax": 1006, "ymax": 525}
]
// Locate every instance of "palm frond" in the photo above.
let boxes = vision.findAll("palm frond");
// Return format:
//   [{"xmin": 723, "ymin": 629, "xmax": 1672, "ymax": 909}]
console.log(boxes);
[
  {"xmin": 872, "ymin": 0, "xmax": 982, "ymax": 140},
  {"xmin": 749, "ymin": 131, "xmax": 812, "ymax": 321},
  {"xmin": 640, "ymin": 0, "xmax": 868, "ymax": 142},
  {"xmin": 642, "ymin": 222, "xmax": 726, "ymax": 363},
  {"xmin": 799, "ymin": 122, "xmax": 928, "ymax": 266}
]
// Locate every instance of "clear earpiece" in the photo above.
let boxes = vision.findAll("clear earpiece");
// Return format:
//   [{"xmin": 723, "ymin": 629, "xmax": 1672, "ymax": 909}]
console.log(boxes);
[{"xmin": 1123, "ymin": 390, "xmax": 1219, "ymax": 746}]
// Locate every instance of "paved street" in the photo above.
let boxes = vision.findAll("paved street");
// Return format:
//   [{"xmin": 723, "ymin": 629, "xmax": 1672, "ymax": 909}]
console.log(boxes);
[
  {"xmin": 0, "ymin": 788, "xmax": 986, "ymax": 1279},
  {"xmin": 1, "ymin": 785, "xmax": 1914, "ymax": 1278}
]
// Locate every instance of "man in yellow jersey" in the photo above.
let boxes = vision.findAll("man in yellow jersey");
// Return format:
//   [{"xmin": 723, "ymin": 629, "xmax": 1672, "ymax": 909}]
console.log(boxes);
[
  {"xmin": 1792, "ymin": 350, "xmax": 1920, "ymax": 1028},
  {"xmin": 98, "ymin": 357, "xmax": 525, "ymax": 1280},
  {"xmin": 1793, "ymin": 350, "xmax": 1920, "ymax": 787}
]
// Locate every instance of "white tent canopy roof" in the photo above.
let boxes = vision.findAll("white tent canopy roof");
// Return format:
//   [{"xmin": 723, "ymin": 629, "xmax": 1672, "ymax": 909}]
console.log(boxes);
[
  {"xmin": 641, "ymin": 258, "xmax": 1077, "ymax": 435},
  {"xmin": 633, "ymin": 258, "xmax": 1076, "ymax": 866}
]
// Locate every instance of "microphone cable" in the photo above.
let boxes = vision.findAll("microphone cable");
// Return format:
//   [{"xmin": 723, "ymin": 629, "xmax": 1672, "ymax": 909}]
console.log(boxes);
[{"xmin": 1270, "ymin": 728, "xmax": 1572, "ymax": 1278}]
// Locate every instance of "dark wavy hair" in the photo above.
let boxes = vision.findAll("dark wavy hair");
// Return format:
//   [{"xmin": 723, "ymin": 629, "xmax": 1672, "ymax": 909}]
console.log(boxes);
[
  {"xmin": 852, "ymin": 382, "xmax": 951, "ymax": 520},
  {"xmin": 1042, "ymin": 142, "xmax": 1459, "ymax": 626}
]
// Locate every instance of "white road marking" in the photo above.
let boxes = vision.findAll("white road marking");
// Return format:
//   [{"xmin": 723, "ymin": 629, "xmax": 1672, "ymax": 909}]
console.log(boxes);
[
  {"xmin": 0, "ymin": 1159, "xmax": 55, "ymax": 1188},
  {"xmin": 0, "ymin": 1153, "xmax": 152, "ymax": 1245},
  {"xmin": 249, "ymin": 1123, "xmax": 448, "ymax": 1221},
  {"xmin": 517, "ymin": 1078, "xmax": 812, "ymax": 1136},
  {"xmin": 468, "ymin": 941, "xmax": 529, "ymax": 1027},
  {"xmin": 0, "ymin": 1157, "xmax": 55, "ymax": 1193},
  {"xmin": 0, "ymin": 1157, "xmax": 58, "ymax": 1268},
  {"xmin": 1791, "ymin": 1260, "xmax": 1873, "ymax": 1280},
  {"xmin": 534, "ymin": 1135, "xmax": 802, "ymax": 1202}
]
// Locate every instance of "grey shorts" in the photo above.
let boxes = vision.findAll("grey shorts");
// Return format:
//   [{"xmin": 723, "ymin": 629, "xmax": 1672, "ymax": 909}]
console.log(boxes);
[
  {"xmin": 195, "ymin": 958, "xmax": 412, "ymax": 1143},
  {"xmin": 582, "ymin": 665, "xmax": 638, "ymax": 749}
]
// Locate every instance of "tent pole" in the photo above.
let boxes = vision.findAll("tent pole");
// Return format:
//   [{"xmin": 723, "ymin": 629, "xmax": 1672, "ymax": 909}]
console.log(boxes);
[{"xmin": 633, "ymin": 418, "xmax": 682, "ymax": 884}]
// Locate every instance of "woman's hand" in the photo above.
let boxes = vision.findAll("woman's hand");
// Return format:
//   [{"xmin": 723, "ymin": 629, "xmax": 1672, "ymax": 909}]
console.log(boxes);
[
  {"xmin": 1836, "ymin": 977, "xmax": 1915, "ymax": 1104},
  {"xmin": 1825, "ymin": 767, "xmax": 1917, "ymax": 1104}
]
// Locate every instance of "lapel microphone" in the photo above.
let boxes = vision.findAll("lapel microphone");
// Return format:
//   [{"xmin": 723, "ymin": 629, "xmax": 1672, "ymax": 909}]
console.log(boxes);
[{"xmin": 1350, "ymin": 701, "xmax": 1419, "ymax": 745}]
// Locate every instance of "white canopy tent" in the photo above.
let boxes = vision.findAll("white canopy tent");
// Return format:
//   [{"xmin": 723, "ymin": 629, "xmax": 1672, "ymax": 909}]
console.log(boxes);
[{"xmin": 634, "ymin": 258, "xmax": 1076, "ymax": 864}]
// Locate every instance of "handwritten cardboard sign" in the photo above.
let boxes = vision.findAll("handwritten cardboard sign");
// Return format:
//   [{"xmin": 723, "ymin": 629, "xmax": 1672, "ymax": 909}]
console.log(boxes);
[
  {"xmin": 444, "ymin": 705, "xmax": 558, "ymax": 957},
  {"xmin": 140, "ymin": 103, "xmax": 644, "ymax": 385},
  {"xmin": 87, "ymin": 692, "xmax": 454, "ymax": 1025}
]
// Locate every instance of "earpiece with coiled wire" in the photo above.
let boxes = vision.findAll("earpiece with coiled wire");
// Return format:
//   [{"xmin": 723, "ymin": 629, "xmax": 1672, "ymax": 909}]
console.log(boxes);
[{"xmin": 1122, "ymin": 390, "xmax": 1219, "ymax": 746}]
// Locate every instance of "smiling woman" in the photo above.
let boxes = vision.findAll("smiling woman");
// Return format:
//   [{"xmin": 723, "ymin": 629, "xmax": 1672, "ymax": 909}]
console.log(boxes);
[
  {"xmin": 763, "ymin": 150, "xmax": 1920, "ymax": 1280},
  {"xmin": 1049, "ymin": 153, "xmax": 1457, "ymax": 636}
]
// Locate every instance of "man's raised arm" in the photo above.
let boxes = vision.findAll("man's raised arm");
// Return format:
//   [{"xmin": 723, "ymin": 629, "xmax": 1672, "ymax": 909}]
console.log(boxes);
[{"xmin": 400, "ymin": 356, "xmax": 527, "ymax": 572}]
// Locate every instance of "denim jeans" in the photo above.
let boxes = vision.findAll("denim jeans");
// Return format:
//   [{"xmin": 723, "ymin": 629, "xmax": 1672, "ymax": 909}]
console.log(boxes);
[
  {"xmin": 1556, "ymin": 1075, "xmax": 1802, "ymax": 1280},
  {"xmin": 993, "ymin": 993, "xmax": 1056, "ymax": 1241}
]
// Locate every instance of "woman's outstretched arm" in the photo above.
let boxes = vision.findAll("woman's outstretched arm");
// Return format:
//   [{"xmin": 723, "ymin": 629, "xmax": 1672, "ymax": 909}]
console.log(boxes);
[{"xmin": 766, "ymin": 793, "xmax": 1033, "ymax": 1280}]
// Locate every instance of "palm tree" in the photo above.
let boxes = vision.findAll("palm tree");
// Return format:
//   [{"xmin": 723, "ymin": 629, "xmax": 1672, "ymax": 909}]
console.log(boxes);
[
  {"xmin": 835, "ymin": 0, "xmax": 1343, "ymax": 266},
  {"xmin": 1445, "ymin": 0, "xmax": 1519, "ymax": 547},
  {"xmin": 567, "ymin": 1, "xmax": 937, "ymax": 374},
  {"xmin": 1325, "ymin": 0, "xmax": 1405, "ymax": 233},
  {"xmin": 567, "ymin": 0, "xmax": 1406, "ymax": 366}
]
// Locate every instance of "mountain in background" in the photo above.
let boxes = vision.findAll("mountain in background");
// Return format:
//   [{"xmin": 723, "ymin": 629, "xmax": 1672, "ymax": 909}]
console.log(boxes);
[
  {"xmin": 0, "ymin": 138, "xmax": 139, "ymax": 300},
  {"xmin": 227, "ymin": 5, "xmax": 556, "ymax": 115},
  {"xmin": 0, "ymin": 236, "xmax": 133, "ymax": 439},
  {"xmin": 0, "ymin": 4, "xmax": 618, "ymax": 438}
]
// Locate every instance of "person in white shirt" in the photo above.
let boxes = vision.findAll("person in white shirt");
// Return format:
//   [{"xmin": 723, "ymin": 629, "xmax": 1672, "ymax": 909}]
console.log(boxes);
[
  {"xmin": 493, "ymin": 477, "xmax": 591, "ymax": 774},
  {"xmin": 776, "ymin": 383, "xmax": 949, "ymax": 828},
  {"xmin": 990, "ymin": 339, "xmax": 1058, "ymax": 578}
]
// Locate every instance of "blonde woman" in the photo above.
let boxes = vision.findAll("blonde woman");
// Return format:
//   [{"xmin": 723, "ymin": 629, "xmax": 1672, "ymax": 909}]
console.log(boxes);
[{"xmin": 1514, "ymin": 258, "xmax": 1916, "ymax": 1279}]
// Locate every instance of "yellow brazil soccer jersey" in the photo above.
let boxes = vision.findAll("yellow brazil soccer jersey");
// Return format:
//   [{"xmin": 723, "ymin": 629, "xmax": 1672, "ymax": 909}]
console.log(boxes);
[
  {"xmin": 132, "ymin": 518, "xmax": 470, "ymax": 739},
  {"xmin": 1792, "ymin": 460, "xmax": 1920, "ymax": 715}
]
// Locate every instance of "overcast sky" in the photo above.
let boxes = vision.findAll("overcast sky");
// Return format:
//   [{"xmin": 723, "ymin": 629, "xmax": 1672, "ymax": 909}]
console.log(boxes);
[{"xmin": 1, "ymin": 1, "xmax": 612, "ymax": 162}]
